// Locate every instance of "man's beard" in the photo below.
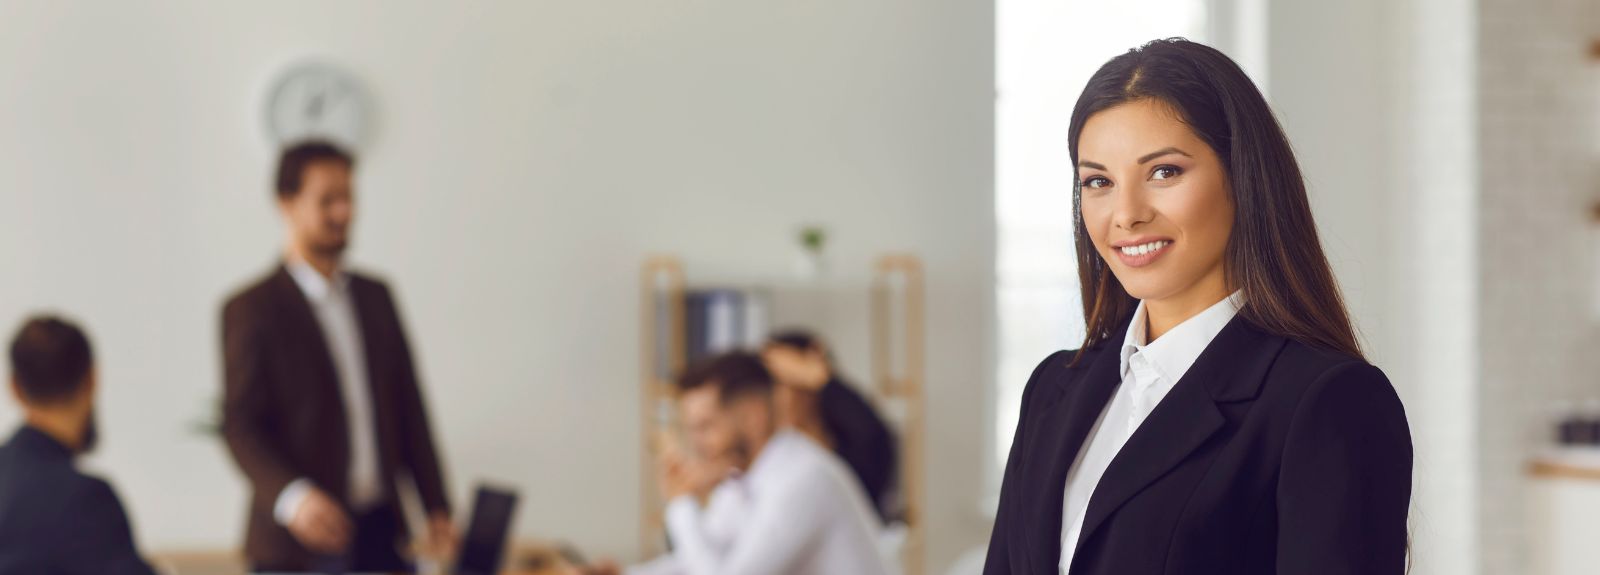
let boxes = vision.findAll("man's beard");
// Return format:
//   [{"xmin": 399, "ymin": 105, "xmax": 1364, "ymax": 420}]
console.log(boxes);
[
  {"xmin": 78, "ymin": 409, "xmax": 98, "ymax": 454},
  {"xmin": 311, "ymin": 235, "xmax": 348, "ymax": 259}
]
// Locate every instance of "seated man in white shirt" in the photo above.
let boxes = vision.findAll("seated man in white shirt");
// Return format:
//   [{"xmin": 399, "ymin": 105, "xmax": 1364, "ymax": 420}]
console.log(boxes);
[{"xmin": 581, "ymin": 352, "xmax": 891, "ymax": 575}]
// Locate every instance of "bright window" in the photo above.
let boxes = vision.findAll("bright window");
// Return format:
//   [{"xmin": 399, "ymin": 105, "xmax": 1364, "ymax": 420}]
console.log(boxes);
[{"xmin": 992, "ymin": 0, "xmax": 1210, "ymax": 494}]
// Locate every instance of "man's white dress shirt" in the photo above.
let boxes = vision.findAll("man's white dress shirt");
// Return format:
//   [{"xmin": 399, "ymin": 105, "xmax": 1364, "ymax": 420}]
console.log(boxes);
[
  {"xmin": 274, "ymin": 260, "xmax": 385, "ymax": 525},
  {"xmin": 1058, "ymin": 291, "xmax": 1243, "ymax": 573},
  {"xmin": 630, "ymin": 430, "xmax": 891, "ymax": 575}
]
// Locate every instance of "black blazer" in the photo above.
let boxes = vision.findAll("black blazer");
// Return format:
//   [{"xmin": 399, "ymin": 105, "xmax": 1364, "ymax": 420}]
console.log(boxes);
[
  {"xmin": 817, "ymin": 376, "xmax": 898, "ymax": 522},
  {"xmin": 221, "ymin": 265, "xmax": 450, "ymax": 569},
  {"xmin": 984, "ymin": 313, "xmax": 1411, "ymax": 575},
  {"xmin": 0, "ymin": 426, "xmax": 156, "ymax": 575}
]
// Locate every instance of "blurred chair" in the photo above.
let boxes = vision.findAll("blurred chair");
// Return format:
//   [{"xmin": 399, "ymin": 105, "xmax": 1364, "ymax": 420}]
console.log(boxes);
[{"xmin": 944, "ymin": 547, "xmax": 987, "ymax": 575}]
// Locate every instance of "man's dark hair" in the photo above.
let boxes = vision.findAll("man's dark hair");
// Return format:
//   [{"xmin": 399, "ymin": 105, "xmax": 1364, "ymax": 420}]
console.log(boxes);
[
  {"xmin": 766, "ymin": 328, "xmax": 838, "ymax": 367},
  {"xmin": 9, "ymin": 316, "xmax": 94, "ymax": 404},
  {"xmin": 275, "ymin": 140, "xmax": 355, "ymax": 199},
  {"xmin": 766, "ymin": 329, "xmax": 821, "ymax": 352},
  {"xmin": 676, "ymin": 351, "xmax": 773, "ymax": 403}
]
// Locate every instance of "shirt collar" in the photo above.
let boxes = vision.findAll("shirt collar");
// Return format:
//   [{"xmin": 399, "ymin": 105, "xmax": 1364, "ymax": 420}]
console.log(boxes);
[
  {"xmin": 9, "ymin": 424, "xmax": 74, "ymax": 462},
  {"xmin": 285, "ymin": 258, "xmax": 349, "ymax": 302},
  {"xmin": 1120, "ymin": 290, "xmax": 1244, "ymax": 386}
]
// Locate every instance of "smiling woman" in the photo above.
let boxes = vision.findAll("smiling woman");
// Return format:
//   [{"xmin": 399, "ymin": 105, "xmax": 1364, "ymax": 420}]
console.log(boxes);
[
  {"xmin": 1067, "ymin": 41, "xmax": 1364, "ymax": 363},
  {"xmin": 983, "ymin": 39, "xmax": 1412, "ymax": 575},
  {"xmin": 1077, "ymin": 102, "xmax": 1234, "ymax": 317}
]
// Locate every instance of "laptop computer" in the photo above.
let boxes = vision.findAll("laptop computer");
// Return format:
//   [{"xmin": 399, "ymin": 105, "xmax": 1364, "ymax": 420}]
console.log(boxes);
[{"xmin": 453, "ymin": 485, "xmax": 519, "ymax": 575}]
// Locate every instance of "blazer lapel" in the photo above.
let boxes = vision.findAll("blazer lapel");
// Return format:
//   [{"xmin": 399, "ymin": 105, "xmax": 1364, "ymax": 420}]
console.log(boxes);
[
  {"xmin": 1022, "ymin": 320, "xmax": 1129, "ymax": 574},
  {"xmin": 270, "ymin": 264, "xmax": 351, "ymax": 463},
  {"xmin": 347, "ymin": 278, "xmax": 394, "ymax": 457},
  {"xmin": 1071, "ymin": 315, "xmax": 1287, "ymax": 554},
  {"xmin": 271, "ymin": 266, "xmax": 342, "ymax": 389}
]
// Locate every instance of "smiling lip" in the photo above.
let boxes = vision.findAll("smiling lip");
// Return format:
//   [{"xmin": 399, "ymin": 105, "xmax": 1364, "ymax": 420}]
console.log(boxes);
[{"xmin": 1112, "ymin": 237, "xmax": 1174, "ymax": 268}]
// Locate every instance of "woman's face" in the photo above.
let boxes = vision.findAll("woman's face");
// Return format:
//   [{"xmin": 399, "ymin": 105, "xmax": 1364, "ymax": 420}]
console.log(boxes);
[{"xmin": 1076, "ymin": 98, "xmax": 1233, "ymax": 305}]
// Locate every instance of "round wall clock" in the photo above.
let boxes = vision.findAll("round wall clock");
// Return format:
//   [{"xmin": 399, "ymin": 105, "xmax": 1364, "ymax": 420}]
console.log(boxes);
[{"xmin": 265, "ymin": 60, "xmax": 370, "ymax": 151}]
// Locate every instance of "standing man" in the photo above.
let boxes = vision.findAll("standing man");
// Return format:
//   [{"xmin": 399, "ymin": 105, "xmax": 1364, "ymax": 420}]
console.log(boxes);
[
  {"xmin": 221, "ymin": 141, "xmax": 452, "ymax": 572},
  {"xmin": 0, "ymin": 316, "xmax": 156, "ymax": 575}
]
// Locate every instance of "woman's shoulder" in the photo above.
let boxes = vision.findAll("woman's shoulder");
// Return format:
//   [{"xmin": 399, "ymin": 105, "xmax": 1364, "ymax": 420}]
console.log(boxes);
[
  {"xmin": 1264, "ymin": 339, "xmax": 1412, "ymax": 454},
  {"xmin": 1016, "ymin": 347, "xmax": 1100, "ymax": 408},
  {"xmin": 1273, "ymin": 338, "xmax": 1389, "ymax": 384},
  {"xmin": 1024, "ymin": 348, "xmax": 1079, "ymax": 382},
  {"xmin": 1031, "ymin": 334, "xmax": 1123, "ymax": 375},
  {"xmin": 1269, "ymin": 339, "xmax": 1402, "ymax": 417}
]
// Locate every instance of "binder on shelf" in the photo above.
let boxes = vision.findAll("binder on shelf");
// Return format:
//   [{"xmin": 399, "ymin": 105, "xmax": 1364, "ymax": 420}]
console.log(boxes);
[{"xmin": 684, "ymin": 288, "xmax": 771, "ymax": 366}]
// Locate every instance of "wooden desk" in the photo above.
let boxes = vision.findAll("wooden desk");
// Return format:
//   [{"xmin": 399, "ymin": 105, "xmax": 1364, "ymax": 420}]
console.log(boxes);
[
  {"xmin": 1529, "ymin": 458, "xmax": 1600, "ymax": 481},
  {"xmin": 149, "ymin": 541, "xmax": 577, "ymax": 575}
]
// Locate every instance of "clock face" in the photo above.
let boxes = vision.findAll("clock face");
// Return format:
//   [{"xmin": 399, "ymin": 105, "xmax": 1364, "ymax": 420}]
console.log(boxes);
[{"xmin": 265, "ymin": 62, "xmax": 368, "ymax": 151}]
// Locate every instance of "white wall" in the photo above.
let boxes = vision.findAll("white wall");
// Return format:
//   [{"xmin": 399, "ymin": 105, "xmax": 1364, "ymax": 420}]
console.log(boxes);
[
  {"xmin": 1476, "ymin": 0, "xmax": 1600, "ymax": 572},
  {"xmin": 1260, "ymin": 0, "xmax": 1398, "ymax": 377},
  {"xmin": 1395, "ymin": 0, "xmax": 1484, "ymax": 572},
  {"xmin": 1264, "ymin": 1, "xmax": 1600, "ymax": 574},
  {"xmin": 1255, "ymin": 1, "xmax": 1480, "ymax": 573},
  {"xmin": 0, "ymin": 1, "xmax": 996, "ymax": 570}
]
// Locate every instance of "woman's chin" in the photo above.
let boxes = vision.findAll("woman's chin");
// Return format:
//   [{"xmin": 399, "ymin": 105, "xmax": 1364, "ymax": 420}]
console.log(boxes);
[{"xmin": 1117, "ymin": 278, "xmax": 1182, "ymax": 303}]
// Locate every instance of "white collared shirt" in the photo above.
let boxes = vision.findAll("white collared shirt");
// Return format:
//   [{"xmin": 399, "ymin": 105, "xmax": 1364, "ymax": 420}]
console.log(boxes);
[
  {"xmin": 1058, "ymin": 291, "xmax": 1244, "ymax": 573},
  {"xmin": 623, "ymin": 481, "xmax": 747, "ymax": 575},
  {"xmin": 273, "ymin": 260, "xmax": 384, "ymax": 525},
  {"xmin": 631, "ymin": 430, "xmax": 891, "ymax": 575}
]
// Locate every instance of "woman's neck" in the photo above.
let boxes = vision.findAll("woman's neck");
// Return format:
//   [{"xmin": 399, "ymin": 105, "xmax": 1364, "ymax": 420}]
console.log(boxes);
[{"xmin": 1142, "ymin": 272, "xmax": 1232, "ymax": 342}]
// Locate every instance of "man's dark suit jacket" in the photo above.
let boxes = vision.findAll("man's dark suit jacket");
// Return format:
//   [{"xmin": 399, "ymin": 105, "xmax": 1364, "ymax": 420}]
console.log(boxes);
[
  {"xmin": 221, "ymin": 264, "xmax": 449, "ymax": 569},
  {"xmin": 0, "ymin": 426, "xmax": 156, "ymax": 575},
  {"xmin": 984, "ymin": 313, "xmax": 1412, "ymax": 575}
]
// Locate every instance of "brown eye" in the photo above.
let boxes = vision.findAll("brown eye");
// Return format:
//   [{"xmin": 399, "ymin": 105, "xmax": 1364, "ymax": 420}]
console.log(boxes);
[
  {"xmin": 1081, "ymin": 176, "xmax": 1111, "ymax": 189},
  {"xmin": 1151, "ymin": 165, "xmax": 1183, "ymax": 180}
]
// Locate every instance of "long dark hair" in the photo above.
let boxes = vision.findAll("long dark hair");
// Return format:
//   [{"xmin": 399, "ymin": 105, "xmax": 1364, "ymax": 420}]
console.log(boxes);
[{"xmin": 1067, "ymin": 38, "xmax": 1362, "ymax": 363}]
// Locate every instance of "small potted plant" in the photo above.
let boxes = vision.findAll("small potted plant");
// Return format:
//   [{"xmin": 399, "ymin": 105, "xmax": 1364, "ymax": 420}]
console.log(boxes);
[{"xmin": 795, "ymin": 225, "xmax": 828, "ymax": 279}]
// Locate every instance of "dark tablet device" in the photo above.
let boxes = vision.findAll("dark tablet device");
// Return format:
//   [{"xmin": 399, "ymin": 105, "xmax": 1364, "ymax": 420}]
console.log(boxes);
[{"xmin": 455, "ymin": 485, "xmax": 519, "ymax": 575}]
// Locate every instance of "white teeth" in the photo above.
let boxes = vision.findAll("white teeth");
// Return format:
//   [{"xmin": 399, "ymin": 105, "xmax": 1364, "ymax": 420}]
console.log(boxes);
[{"xmin": 1119, "ymin": 240, "xmax": 1170, "ymax": 256}]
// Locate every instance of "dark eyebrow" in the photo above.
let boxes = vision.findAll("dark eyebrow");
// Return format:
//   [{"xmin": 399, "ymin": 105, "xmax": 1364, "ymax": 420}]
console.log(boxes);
[
  {"xmin": 1138, "ymin": 147, "xmax": 1191, "ymax": 164},
  {"xmin": 1077, "ymin": 160, "xmax": 1107, "ymax": 171}
]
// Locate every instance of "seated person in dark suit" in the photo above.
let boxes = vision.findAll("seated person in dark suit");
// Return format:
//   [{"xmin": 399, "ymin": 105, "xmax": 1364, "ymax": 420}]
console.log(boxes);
[
  {"xmin": 0, "ymin": 316, "xmax": 156, "ymax": 575},
  {"xmin": 762, "ymin": 330, "xmax": 899, "ymax": 522}
]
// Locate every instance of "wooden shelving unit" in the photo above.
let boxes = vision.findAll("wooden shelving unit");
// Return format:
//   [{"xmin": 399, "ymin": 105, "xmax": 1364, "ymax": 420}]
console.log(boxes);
[
  {"xmin": 871, "ymin": 255, "xmax": 926, "ymax": 575},
  {"xmin": 639, "ymin": 256, "xmax": 686, "ymax": 557},
  {"xmin": 638, "ymin": 254, "xmax": 927, "ymax": 574}
]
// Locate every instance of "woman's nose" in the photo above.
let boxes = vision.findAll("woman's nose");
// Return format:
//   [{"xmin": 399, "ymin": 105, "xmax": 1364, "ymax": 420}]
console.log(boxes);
[{"xmin": 1111, "ymin": 184, "xmax": 1154, "ymax": 230}]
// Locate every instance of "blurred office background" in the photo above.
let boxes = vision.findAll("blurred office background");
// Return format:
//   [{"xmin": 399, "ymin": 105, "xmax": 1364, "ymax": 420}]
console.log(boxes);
[{"xmin": 2, "ymin": 1, "xmax": 1599, "ymax": 574}]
